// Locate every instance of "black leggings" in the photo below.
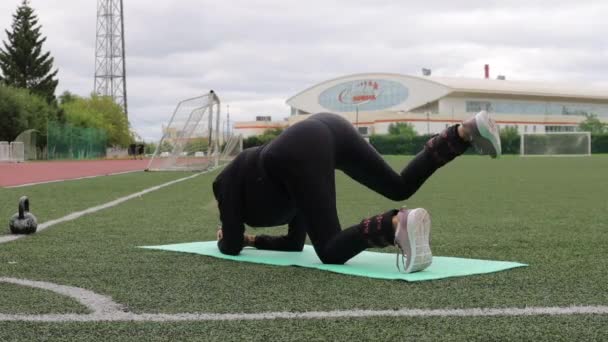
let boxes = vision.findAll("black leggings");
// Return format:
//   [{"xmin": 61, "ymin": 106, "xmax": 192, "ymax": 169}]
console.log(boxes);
[{"xmin": 260, "ymin": 113, "xmax": 468, "ymax": 264}]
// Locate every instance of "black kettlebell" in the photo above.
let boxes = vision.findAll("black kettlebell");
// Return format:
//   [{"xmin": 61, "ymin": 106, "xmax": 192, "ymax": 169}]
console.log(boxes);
[{"xmin": 9, "ymin": 196, "xmax": 38, "ymax": 235}]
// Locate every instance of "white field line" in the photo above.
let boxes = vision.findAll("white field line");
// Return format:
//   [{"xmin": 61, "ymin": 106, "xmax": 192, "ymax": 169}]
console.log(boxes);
[
  {"xmin": 4, "ymin": 170, "xmax": 142, "ymax": 189},
  {"xmin": 0, "ymin": 278, "xmax": 124, "ymax": 314},
  {"xmin": 0, "ymin": 172, "xmax": 205, "ymax": 244},
  {"xmin": 0, "ymin": 277, "xmax": 607, "ymax": 322}
]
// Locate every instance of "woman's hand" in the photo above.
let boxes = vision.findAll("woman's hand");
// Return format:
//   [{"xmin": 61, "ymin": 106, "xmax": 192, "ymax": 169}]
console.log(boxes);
[
  {"xmin": 217, "ymin": 228, "xmax": 255, "ymax": 248},
  {"xmin": 244, "ymin": 234, "xmax": 256, "ymax": 247}
]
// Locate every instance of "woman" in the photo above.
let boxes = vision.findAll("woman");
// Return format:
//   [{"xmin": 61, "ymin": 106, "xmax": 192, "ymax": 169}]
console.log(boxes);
[{"xmin": 213, "ymin": 111, "xmax": 500, "ymax": 273}]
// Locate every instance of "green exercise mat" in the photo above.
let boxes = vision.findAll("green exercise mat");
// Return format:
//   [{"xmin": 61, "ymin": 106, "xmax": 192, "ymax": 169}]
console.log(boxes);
[{"xmin": 141, "ymin": 241, "xmax": 527, "ymax": 282}]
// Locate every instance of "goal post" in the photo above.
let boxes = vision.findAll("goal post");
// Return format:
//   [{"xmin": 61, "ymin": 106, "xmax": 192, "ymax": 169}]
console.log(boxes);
[
  {"xmin": 520, "ymin": 132, "xmax": 591, "ymax": 157},
  {"xmin": 147, "ymin": 91, "xmax": 222, "ymax": 171}
]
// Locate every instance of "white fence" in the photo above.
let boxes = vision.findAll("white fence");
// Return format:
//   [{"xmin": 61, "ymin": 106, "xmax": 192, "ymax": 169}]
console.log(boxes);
[
  {"xmin": 0, "ymin": 142, "xmax": 9, "ymax": 162},
  {"xmin": 0, "ymin": 141, "xmax": 25, "ymax": 162}
]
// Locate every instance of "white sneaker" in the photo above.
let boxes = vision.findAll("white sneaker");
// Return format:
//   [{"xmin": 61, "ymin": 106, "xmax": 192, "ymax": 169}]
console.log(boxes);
[
  {"xmin": 462, "ymin": 110, "xmax": 502, "ymax": 158},
  {"xmin": 394, "ymin": 208, "xmax": 432, "ymax": 273}
]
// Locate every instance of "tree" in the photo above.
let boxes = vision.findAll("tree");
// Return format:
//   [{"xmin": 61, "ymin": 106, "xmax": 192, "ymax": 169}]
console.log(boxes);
[
  {"xmin": 242, "ymin": 128, "xmax": 284, "ymax": 149},
  {"xmin": 61, "ymin": 94, "xmax": 133, "ymax": 147},
  {"xmin": 388, "ymin": 122, "xmax": 417, "ymax": 138},
  {"xmin": 0, "ymin": 84, "xmax": 59, "ymax": 142},
  {"xmin": 499, "ymin": 126, "xmax": 520, "ymax": 154},
  {"xmin": 0, "ymin": 0, "xmax": 58, "ymax": 103},
  {"xmin": 0, "ymin": 85, "xmax": 27, "ymax": 140},
  {"xmin": 159, "ymin": 140, "xmax": 173, "ymax": 153},
  {"xmin": 58, "ymin": 90, "xmax": 78, "ymax": 104},
  {"xmin": 578, "ymin": 113, "xmax": 606, "ymax": 134},
  {"xmin": 184, "ymin": 137, "xmax": 209, "ymax": 154},
  {"xmin": 143, "ymin": 142, "xmax": 157, "ymax": 154}
]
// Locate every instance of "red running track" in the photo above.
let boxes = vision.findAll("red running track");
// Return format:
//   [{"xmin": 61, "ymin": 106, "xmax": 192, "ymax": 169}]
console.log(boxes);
[{"xmin": 0, "ymin": 159, "xmax": 150, "ymax": 187}]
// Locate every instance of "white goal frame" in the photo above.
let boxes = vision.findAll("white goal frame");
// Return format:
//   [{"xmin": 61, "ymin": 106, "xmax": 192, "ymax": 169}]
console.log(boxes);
[
  {"xmin": 147, "ymin": 91, "xmax": 222, "ymax": 171},
  {"xmin": 520, "ymin": 132, "xmax": 591, "ymax": 157}
]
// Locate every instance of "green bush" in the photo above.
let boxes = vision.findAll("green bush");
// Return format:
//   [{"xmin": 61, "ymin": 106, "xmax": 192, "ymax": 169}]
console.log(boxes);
[
  {"xmin": 371, "ymin": 128, "xmax": 518, "ymax": 155},
  {"xmin": 388, "ymin": 122, "xmax": 417, "ymax": 138},
  {"xmin": 243, "ymin": 135, "xmax": 263, "ymax": 149},
  {"xmin": 0, "ymin": 84, "xmax": 60, "ymax": 143},
  {"xmin": 500, "ymin": 127, "xmax": 521, "ymax": 154},
  {"xmin": 184, "ymin": 137, "xmax": 209, "ymax": 154},
  {"xmin": 592, "ymin": 134, "xmax": 608, "ymax": 153},
  {"xmin": 243, "ymin": 128, "xmax": 284, "ymax": 149},
  {"xmin": 369, "ymin": 134, "xmax": 432, "ymax": 155},
  {"xmin": 143, "ymin": 142, "xmax": 157, "ymax": 154},
  {"xmin": 242, "ymin": 127, "xmax": 608, "ymax": 155},
  {"xmin": 61, "ymin": 94, "xmax": 132, "ymax": 147},
  {"xmin": 371, "ymin": 132, "xmax": 608, "ymax": 155}
]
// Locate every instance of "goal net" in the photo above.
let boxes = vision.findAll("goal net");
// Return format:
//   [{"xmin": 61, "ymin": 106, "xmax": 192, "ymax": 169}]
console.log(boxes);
[
  {"xmin": 220, "ymin": 133, "xmax": 243, "ymax": 162},
  {"xmin": 520, "ymin": 132, "xmax": 591, "ymax": 156},
  {"xmin": 14, "ymin": 129, "xmax": 39, "ymax": 161},
  {"xmin": 147, "ymin": 91, "xmax": 223, "ymax": 171},
  {"xmin": 9, "ymin": 142, "xmax": 25, "ymax": 162}
]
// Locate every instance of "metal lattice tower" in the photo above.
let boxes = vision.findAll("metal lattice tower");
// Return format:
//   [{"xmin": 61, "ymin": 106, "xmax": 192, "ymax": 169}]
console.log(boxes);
[{"xmin": 94, "ymin": 0, "xmax": 128, "ymax": 117}]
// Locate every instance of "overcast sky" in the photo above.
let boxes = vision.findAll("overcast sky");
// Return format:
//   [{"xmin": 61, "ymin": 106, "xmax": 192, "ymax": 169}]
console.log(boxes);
[{"xmin": 1, "ymin": 0, "xmax": 607, "ymax": 141}]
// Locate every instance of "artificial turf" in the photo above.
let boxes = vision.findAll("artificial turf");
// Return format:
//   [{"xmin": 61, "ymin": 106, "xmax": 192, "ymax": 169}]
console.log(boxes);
[
  {"xmin": 0, "ymin": 316, "xmax": 607, "ymax": 342},
  {"xmin": 0, "ymin": 155, "xmax": 607, "ymax": 341},
  {"xmin": 0, "ymin": 283, "xmax": 87, "ymax": 315},
  {"xmin": 0, "ymin": 171, "xmax": 190, "ymax": 236}
]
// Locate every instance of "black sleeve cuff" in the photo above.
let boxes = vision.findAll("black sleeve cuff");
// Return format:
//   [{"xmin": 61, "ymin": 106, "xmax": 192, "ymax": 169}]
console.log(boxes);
[{"xmin": 217, "ymin": 239, "xmax": 243, "ymax": 256}]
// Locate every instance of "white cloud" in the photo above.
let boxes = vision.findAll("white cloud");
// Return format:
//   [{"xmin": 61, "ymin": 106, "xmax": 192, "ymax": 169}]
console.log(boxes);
[{"xmin": 0, "ymin": 0, "xmax": 606, "ymax": 140}]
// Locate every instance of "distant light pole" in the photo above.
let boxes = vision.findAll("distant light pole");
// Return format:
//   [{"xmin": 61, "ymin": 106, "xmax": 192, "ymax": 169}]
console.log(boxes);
[
  {"xmin": 424, "ymin": 102, "xmax": 431, "ymax": 135},
  {"xmin": 355, "ymin": 105, "xmax": 359, "ymax": 133},
  {"xmin": 227, "ymin": 104, "xmax": 230, "ymax": 139}
]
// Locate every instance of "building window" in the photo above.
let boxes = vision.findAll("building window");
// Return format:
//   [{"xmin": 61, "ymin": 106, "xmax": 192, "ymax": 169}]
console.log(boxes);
[
  {"xmin": 462, "ymin": 100, "xmax": 608, "ymax": 117},
  {"xmin": 466, "ymin": 101, "xmax": 492, "ymax": 113},
  {"xmin": 546, "ymin": 125, "xmax": 576, "ymax": 132},
  {"xmin": 357, "ymin": 127, "xmax": 369, "ymax": 136},
  {"xmin": 533, "ymin": 125, "xmax": 537, "ymax": 133},
  {"xmin": 524, "ymin": 125, "xmax": 528, "ymax": 132}
]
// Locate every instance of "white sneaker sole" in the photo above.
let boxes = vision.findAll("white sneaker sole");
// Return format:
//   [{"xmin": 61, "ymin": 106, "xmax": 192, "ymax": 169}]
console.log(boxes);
[
  {"xmin": 475, "ymin": 111, "xmax": 502, "ymax": 158},
  {"xmin": 396, "ymin": 208, "xmax": 433, "ymax": 273}
]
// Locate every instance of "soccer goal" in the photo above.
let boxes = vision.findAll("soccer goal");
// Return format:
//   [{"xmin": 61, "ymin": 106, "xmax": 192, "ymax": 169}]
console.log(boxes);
[
  {"xmin": 147, "ymin": 91, "xmax": 223, "ymax": 171},
  {"xmin": 14, "ymin": 129, "xmax": 39, "ymax": 161},
  {"xmin": 520, "ymin": 132, "xmax": 591, "ymax": 157},
  {"xmin": 9, "ymin": 142, "xmax": 25, "ymax": 162}
]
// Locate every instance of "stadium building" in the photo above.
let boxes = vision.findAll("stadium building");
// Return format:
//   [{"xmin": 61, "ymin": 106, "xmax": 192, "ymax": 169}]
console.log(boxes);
[{"xmin": 234, "ymin": 72, "xmax": 608, "ymax": 137}]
